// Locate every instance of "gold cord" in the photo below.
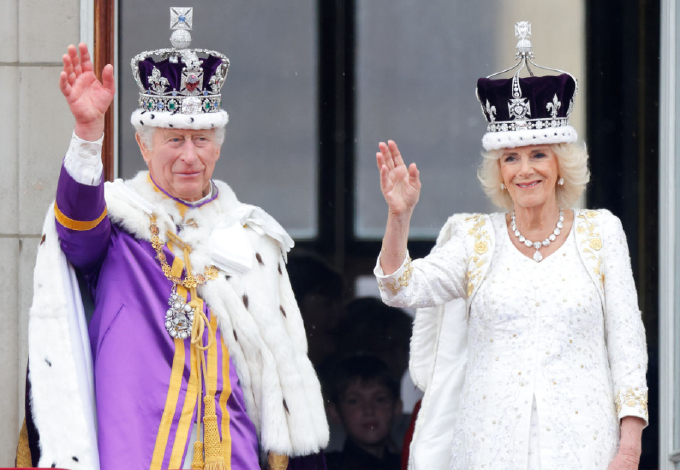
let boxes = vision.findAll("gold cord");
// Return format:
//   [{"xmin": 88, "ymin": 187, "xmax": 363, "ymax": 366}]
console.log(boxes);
[{"xmin": 148, "ymin": 215, "xmax": 225, "ymax": 467}]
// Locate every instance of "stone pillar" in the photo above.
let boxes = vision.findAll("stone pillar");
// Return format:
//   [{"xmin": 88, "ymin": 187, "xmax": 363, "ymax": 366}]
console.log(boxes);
[{"xmin": 0, "ymin": 0, "xmax": 79, "ymax": 464}]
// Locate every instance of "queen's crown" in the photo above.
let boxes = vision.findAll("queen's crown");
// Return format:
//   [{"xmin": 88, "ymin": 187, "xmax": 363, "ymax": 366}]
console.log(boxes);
[{"xmin": 130, "ymin": 7, "xmax": 230, "ymax": 116}]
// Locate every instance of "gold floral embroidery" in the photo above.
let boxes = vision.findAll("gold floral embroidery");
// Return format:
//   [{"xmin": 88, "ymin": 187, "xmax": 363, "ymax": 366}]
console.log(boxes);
[
  {"xmin": 379, "ymin": 257, "xmax": 413, "ymax": 295},
  {"xmin": 614, "ymin": 388, "xmax": 648, "ymax": 419},
  {"xmin": 589, "ymin": 238, "xmax": 602, "ymax": 251},
  {"xmin": 466, "ymin": 215, "xmax": 491, "ymax": 298},
  {"xmin": 577, "ymin": 210, "xmax": 604, "ymax": 289}
]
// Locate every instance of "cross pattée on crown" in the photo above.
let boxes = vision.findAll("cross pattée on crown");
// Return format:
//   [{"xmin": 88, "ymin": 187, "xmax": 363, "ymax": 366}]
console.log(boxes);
[
  {"xmin": 170, "ymin": 7, "xmax": 193, "ymax": 31},
  {"xmin": 514, "ymin": 21, "xmax": 533, "ymax": 57}
]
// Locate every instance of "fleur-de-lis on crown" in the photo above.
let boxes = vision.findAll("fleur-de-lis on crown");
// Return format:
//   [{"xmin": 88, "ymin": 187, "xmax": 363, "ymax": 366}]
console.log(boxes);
[
  {"xmin": 485, "ymin": 100, "xmax": 497, "ymax": 122},
  {"xmin": 148, "ymin": 67, "xmax": 169, "ymax": 95},
  {"xmin": 546, "ymin": 94, "xmax": 561, "ymax": 118}
]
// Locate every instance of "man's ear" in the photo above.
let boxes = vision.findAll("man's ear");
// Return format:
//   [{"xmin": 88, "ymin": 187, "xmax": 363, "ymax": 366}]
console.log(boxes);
[{"xmin": 135, "ymin": 132, "xmax": 151, "ymax": 165}]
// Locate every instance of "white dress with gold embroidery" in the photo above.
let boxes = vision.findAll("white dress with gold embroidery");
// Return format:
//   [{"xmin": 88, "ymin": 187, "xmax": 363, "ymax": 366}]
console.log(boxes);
[{"xmin": 374, "ymin": 210, "xmax": 648, "ymax": 470}]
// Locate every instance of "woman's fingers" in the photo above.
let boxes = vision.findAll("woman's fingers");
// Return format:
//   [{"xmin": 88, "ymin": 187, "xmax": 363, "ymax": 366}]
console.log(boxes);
[
  {"xmin": 378, "ymin": 141, "xmax": 395, "ymax": 170},
  {"xmin": 379, "ymin": 165, "xmax": 389, "ymax": 192},
  {"xmin": 408, "ymin": 163, "xmax": 420, "ymax": 186},
  {"xmin": 388, "ymin": 140, "xmax": 405, "ymax": 168}
]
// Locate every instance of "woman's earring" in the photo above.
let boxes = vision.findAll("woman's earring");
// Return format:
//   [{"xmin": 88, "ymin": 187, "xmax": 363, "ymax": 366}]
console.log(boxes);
[
  {"xmin": 557, "ymin": 177, "xmax": 565, "ymax": 186},
  {"xmin": 500, "ymin": 183, "xmax": 506, "ymax": 190}
]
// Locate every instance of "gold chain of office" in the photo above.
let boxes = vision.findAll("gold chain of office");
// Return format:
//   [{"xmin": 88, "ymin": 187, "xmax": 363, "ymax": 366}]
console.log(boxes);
[{"xmin": 149, "ymin": 215, "xmax": 220, "ymax": 288}]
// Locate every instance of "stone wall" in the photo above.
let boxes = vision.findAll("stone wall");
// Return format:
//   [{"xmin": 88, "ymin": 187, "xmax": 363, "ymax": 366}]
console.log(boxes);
[{"xmin": 0, "ymin": 0, "xmax": 79, "ymax": 464}]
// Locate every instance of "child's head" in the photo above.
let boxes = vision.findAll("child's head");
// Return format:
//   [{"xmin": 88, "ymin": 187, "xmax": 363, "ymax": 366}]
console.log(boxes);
[{"xmin": 328, "ymin": 355, "xmax": 403, "ymax": 449}]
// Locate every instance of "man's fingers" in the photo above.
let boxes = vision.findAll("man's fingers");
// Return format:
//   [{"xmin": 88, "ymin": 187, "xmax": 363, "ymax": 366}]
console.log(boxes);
[
  {"xmin": 68, "ymin": 45, "xmax": 81, "ymax": 74},
  {"xmin": 62, "ymin": 53, "xmax": 73, "ymax": 76},
  {"xmin": 102, "ymin": 64, "xmax": 116, "ymax": 94},
  {"xmin": 79, "ymin": 43, "xmax": 94, "ymax": 72},
  {"xmin": 59, "ymin": 71, "xmax": 71, "ymax": 97}
]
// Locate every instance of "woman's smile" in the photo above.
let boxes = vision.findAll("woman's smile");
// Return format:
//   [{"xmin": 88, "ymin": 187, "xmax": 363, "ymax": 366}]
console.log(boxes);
[{"xmin": 516, "ymin": 180, "xmax": 542, "ymax": 188}]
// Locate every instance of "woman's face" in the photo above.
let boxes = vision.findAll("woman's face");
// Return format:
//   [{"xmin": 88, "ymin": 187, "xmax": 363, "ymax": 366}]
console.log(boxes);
[{"xmin": 499, "ymin": 145, "xmax": 560, "ymax": 210}]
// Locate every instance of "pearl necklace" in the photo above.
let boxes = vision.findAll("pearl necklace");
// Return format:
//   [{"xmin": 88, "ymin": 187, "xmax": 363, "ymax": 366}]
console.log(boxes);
[{"xmin": 511, "ymin": 207, "xmax": 564, "ymax": 263}]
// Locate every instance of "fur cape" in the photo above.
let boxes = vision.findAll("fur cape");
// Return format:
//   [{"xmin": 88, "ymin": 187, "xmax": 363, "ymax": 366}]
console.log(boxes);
[{"xmin": 25, "ymin": 172, "xmax": 329, "ymax": 469}]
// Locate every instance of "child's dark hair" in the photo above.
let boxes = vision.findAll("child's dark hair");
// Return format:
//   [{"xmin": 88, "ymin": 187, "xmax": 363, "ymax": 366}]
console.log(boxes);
[{"xmin": 328, "ymin": 355, "xmax": 400, "ymax": 404}]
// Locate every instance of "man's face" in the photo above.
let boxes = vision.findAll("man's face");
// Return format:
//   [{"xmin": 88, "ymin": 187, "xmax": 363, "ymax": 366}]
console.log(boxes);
[
  {"xmin": 334, "ymin": 380, "xmax": 401, "ymax": 448},
  {"xmin": 137, "ymin": 128, "xmax": 221, "ymax": 202}
]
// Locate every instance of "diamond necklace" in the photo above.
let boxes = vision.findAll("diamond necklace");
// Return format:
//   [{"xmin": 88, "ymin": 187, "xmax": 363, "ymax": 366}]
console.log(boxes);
[{"xmin": 511, "ymin": 207, "xmax": 564, "ymax": 263}]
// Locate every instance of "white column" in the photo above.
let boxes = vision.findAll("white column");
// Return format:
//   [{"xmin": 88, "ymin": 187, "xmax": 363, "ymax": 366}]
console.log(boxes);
[{"xmin": 659, "ymin": 0, "xmax": 678, "ymax": 468}]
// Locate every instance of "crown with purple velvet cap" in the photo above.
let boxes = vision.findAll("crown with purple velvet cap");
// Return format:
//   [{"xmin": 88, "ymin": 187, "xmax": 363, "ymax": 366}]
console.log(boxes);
[
  {"xmin": 476, "ymin": 21, "xmax": 579, "ymax": 151},
  {"xmin": 130, "ymin": 7, "xmax": 230, "ymax": 130}
]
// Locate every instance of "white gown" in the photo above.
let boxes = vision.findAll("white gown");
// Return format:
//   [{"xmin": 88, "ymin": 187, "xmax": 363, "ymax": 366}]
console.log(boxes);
[{"xmin": 375, "ymin": 211, "xmax": 648, "ymax": 470}]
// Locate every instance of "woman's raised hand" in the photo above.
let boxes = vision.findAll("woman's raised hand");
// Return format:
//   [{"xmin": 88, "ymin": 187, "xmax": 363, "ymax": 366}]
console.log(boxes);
[
  {"xmin": 377, "ymin": 140, "xmax": 421, "ymax": 218},
  {"xmin": 59, "ymin": 43, "xmax": 115, "ymax": 142}
]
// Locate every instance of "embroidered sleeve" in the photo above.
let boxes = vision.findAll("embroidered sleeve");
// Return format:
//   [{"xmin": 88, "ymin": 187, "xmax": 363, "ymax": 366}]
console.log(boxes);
[
  {"xmin": 601, "ymin": 210, "xmax": 649, "ymax": 425},
  {"xmin": 373, "ymin": 219, "xmax": 468, "ymax": 309}
]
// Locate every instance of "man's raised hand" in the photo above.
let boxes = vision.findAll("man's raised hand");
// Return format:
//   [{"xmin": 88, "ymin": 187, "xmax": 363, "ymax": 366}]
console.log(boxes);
[{"xmin": 59, "ymin": 43, "xmax": 115, "ymax": 142}]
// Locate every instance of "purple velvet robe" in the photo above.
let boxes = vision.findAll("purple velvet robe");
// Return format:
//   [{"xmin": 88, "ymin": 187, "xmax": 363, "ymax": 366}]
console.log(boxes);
[{"xmin": 54, "ymin": 165, "xmax": 326, "ymax": 470}]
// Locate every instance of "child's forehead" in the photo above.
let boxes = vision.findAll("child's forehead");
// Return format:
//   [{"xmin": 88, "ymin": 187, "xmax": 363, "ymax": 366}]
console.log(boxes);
[{"xmin": 343, "ymin": 378, "xmax": 391, "ymax": 393}]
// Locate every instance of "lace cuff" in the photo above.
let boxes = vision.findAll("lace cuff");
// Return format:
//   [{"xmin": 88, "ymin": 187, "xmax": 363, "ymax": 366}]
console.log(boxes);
[
  {"xmin": 64, "ymin": 131, "xmax": 104, "ymax": 186},
  {"xmin": 614, "ymin": 387, "xmax": 649, "ymax": 425}
]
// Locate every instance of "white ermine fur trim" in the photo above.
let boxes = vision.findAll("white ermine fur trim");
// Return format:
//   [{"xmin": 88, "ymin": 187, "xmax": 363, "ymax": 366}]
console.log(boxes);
[
  {"xmin": 482, "ymin": 125, "xmax": 578, "ymax": 150},
  {"xmin": 130, "ymin": 108, "xmax": 229, "ymax": 130},
  {"xmin": 28, "ymin": 208, "xmax": 99, "ymax": 469},
  {"xmin": 105, "ymin": 172, "xmax": 329, "ymax": 455}
]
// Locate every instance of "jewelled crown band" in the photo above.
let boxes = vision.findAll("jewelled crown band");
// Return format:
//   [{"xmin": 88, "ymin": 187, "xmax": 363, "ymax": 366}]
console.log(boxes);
[
  {"xmin": 476, "ymin": 21, "xmax": 579, "ymax": 151},
  {"xmin": 130, "ymin": 7, "xmax": 230, "ymax": 130}
]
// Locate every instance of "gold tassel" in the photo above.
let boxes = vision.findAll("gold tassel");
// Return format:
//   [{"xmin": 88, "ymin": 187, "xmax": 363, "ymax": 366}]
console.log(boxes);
[
  {"xmin": 191, "ymin": 440, "xmax": 205, "ymax": 469},
  {"xmin": 203, "ymin": 395, "xmax": 227, "ymax": 470},
  {"xmin": 268, "ymin": 452, "xmax": 290, "ymax": 470},
  {"xmin": 15, "ymin": 418, "xmax": 32, "ymax": 467}
]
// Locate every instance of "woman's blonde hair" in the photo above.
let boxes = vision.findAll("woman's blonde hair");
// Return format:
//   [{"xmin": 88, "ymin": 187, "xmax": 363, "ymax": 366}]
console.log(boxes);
[{"xmin": 477, "ymin": 142, "xmax": 590, "ymax": 210}]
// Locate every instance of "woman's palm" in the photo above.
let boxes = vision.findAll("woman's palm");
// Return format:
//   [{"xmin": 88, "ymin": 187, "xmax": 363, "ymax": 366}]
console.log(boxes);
[
  {"xmin": 383, "ymin": 163, "xmax": 420, "ymax": 213},
  {"xmin": 376, "ymin": 140, "xmax": 421, "ymax": 216}
]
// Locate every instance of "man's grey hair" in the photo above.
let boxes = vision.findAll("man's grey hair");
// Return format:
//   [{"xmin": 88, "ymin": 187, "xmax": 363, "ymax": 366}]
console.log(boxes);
[{"xmin": 135, "ymin": 125, "xmax": 226, "ymax": 151}]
